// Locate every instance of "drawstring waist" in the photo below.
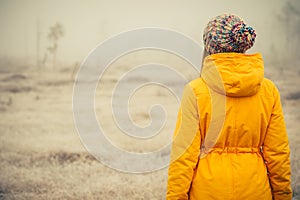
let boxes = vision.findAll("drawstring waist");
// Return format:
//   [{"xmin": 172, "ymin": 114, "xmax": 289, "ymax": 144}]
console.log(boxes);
[{"xmin": 201, "ymin": 147, "xmax": 261, "ymax": 154}]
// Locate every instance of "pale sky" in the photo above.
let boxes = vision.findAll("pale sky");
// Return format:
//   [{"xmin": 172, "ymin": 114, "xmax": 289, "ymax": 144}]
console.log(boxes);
[{"xmin": 0, "ymin": 0, "xmax": 287, "ymax": 65}]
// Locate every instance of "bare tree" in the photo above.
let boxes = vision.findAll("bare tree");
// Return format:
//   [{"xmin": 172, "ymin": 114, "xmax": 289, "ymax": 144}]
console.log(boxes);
[
  {"xmin": 47, "ymin": 22, "xmax": 64, "ymax": 70},
  {"xmin": 280, "ymin": 0, "xmax": 300, "ymax": 60}
]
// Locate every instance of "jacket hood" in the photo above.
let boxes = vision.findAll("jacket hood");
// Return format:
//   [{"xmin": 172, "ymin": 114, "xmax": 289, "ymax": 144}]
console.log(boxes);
[{"xmin": 201, "ymin": 53, "xmax": 264, "ymax": 97}]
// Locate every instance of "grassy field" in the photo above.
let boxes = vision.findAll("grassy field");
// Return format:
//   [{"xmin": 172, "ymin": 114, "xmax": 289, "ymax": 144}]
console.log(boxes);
[{"xmin": 0, "ymin": 61, "xmax": 299, "ymax": 199}]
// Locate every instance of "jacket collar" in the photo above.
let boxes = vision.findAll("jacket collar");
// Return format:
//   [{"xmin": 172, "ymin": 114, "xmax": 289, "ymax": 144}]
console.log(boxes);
[{"xmin": 201, "ymin": 53, "xmax": 264, "ymax": 97}]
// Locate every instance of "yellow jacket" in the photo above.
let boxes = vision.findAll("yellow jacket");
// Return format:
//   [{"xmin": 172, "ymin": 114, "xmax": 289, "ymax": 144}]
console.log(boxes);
[{"xmin": 166, "ymin": 53, "xmax": 292, "ymax": 200}]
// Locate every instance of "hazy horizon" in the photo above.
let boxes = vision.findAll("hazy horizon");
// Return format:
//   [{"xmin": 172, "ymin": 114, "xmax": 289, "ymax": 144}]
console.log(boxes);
[{"xmin": 0, "ymin": 0, "xmax": 293, "ymax": 66}]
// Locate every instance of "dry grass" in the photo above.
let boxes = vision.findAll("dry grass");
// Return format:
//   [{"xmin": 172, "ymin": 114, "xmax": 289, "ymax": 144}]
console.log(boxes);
[
  {"xmin": 0, "ymin": 150, "xmax": 166, "ymax": 200},
  {"xmin": 0, "ymin": 65, "xmax": 168, "ymax": 200},
  {"xmin": 0, "ymin": 62, "xmax": 299, "ymax": 199}
]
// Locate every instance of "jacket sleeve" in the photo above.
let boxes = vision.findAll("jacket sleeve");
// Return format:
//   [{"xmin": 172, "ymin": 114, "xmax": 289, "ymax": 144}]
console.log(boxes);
[
  {"xmin": 166, "ymin": 84, "xmax": 201, "ymax": 200},
  {"xmin": 262, "ymin": 85, "xmax": 292, "ymax": 200}
]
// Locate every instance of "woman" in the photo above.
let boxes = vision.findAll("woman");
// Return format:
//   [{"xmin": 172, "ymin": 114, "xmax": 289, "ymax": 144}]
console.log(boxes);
[{"xmin": 166, "ymin": 14, "xmax": 292, "ymax": 200}]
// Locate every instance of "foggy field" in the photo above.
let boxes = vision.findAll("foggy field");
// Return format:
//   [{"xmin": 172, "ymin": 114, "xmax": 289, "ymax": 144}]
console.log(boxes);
[
  {"xmin": 0, "ymin": 63, "xmax": 173, "ymax": 200},
  {"xmin": 0, "ymin": 0, "xmax": 299, "ymax": 199},
  {"xmin": 0, "ymin": 61, "xmax": 299, "ymax": 200}
]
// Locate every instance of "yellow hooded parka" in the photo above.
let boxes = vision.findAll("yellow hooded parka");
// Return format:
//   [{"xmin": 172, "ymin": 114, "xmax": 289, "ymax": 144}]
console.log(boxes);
[{"xmin": 166, "ymin": 53, "xmax": 292, "ymax": 200}]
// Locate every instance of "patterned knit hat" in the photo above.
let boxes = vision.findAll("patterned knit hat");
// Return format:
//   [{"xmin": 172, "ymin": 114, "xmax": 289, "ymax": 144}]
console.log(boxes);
[{"xmin": 203, "ymin": 14, "xmax": 256, "ymax": 54}]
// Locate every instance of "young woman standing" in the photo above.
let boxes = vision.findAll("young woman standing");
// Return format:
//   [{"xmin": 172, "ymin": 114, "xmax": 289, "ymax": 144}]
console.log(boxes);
[{"xmin": 166, "ymin": 14, "xmax": 292, "ymax": 200}]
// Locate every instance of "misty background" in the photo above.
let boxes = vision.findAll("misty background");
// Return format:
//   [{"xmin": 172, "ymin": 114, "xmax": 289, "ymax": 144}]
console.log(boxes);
[
  {"xmin": 0, "ymin": 0, "xmax": 299, "ymax": 68},
  {"xmin": 0, "ymin": 1, "xmax": 300, "ymax": 199}
]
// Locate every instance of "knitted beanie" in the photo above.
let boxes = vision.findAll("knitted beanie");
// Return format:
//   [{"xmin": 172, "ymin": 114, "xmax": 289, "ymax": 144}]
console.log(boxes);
[{"xmin": 203, "ymin": 14, "xmax": 256, "ymax": 54}]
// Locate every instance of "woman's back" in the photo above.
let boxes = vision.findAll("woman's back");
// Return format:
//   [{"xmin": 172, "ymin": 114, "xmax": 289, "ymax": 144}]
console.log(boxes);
[
  {"xmin": 166, "ymin": 14, "xmax": 292, "ymax": 200},
  {"xmin": 189, "ymin": 53, "xmax": 290, "ymax": 199}
]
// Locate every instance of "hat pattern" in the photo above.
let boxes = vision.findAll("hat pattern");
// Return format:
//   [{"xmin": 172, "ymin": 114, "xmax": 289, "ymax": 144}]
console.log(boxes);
[{"xmin": 203, "ymin": 14, "xmax": 256, "ymax": 54}]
